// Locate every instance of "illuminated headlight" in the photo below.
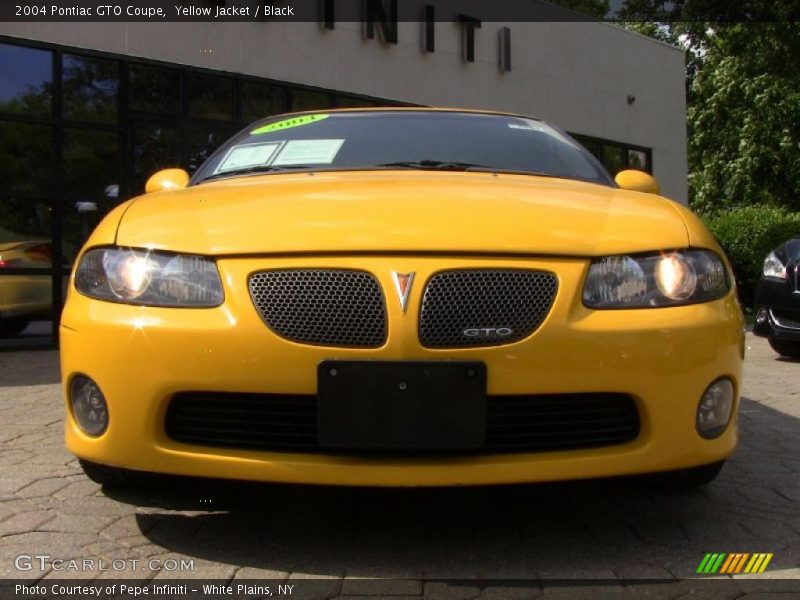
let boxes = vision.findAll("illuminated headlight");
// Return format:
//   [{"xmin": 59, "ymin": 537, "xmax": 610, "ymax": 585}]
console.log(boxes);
[
  {"xmin": 75, "ymin": 247, "xmax": 224, "ymax": 307},
  {"xmin": 763, "ymin": 251, "xmax": 786, "ymax": 280},
  {"xmin": 583, "ymin": 249, "xmax": 729, "ymax": 308}
]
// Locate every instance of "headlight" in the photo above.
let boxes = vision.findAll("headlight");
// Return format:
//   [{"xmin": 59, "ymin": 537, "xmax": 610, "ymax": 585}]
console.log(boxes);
[
  {"xmin": 75, "ymin": 247, "xmax": 224, "ymax": 307},
  {"xmin": 763, "ymin": 251, "xmax": 786, "ymax": 280},
  {"xmin": 583, "ymin": 249, "xmax": 729, "ymax": 308}
]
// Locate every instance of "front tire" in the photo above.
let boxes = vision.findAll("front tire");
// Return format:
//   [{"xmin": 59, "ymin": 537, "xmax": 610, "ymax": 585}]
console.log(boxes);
[
  {"xmin": 645, "ymin": 460, "xmax": 725, "ymax": 489},
  {"xmin": 768, "ymin": 338, "xmax": 800, "ymax": 358}
]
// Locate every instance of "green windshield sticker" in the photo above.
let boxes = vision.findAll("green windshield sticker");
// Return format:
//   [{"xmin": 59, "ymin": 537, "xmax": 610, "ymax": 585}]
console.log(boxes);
[{"xmin": 251, "ymin": 114, "xmax": 330, "ymax": 135}]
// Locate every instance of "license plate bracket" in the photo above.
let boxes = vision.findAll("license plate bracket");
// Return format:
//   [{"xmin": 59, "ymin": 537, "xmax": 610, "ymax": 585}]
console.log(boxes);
[{"xmin": 317, "ymin": 361, "xmax": 486, "ymax": 450}]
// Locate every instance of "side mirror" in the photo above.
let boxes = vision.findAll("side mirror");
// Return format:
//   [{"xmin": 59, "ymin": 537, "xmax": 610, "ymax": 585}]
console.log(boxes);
[
  {"xmin": 145, "ymin": 168, "xmax": 190, "ymax": 194},
  {"xmin": 614, "ymin": 169, "xmax": 660, "ymax": 195}
]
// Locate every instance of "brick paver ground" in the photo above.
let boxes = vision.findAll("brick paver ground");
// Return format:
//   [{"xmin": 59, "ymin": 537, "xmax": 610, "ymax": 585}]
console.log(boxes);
[{"xmin": 0, "ymin": 334, "xmax": 798, "ymax": 598}]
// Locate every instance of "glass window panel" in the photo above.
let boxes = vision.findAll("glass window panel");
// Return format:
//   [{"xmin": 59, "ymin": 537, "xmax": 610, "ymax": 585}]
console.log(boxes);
[
  {"xmin": 0, "ymin": 43, "xmax": 53, "ymax": 116},
  {"xmin": 291, "ymin": 89, "xmax": 333, "ymax": 112},
  {"xmin": 0, "ymin": 198, "xmax": 53, "ymax": 346},
  {"xmin": 62, "ymin": 128, "xmax": 120, "ymax": 200},
  {"xmin": 242, "ymin": 81, "xmax": 286, "ymax": 123},
  {"xmin": 628, "ymin": 149, "xmax": 649, "ymax": 172},
  {"xmin": 602, "ymin": 144, "xmax": 626, "ymax": 176},
  {"xmin": 0, "ymin": 272, "xmax": 53, "ymax": 343},
  {"xmin": 130, "ymin": 64, "xmax": 180, "ymax": 115},
  {"xmin": 0, "ymin": 121, "xmax": 53, "ymax": 193},
  {"xmin": 62, "ymin": 199, "xmax": 113, "ymax": 266},
  {"xmin": 186, "ymin": 73, "xmax": 233, "ymax": 120},
  {"xmin": 0, "ymin": 198, "xmax": 53, "ymax": 342},
  {"xmin": 185, "ymin": 128, "xmax": 230, "ymax": 174},
  {"xmin": 575, "ymin": 137, "xmax": 602, "ymax": 161},
  {"xmin": 0, "ymin": 198, "xmax": 52, "ymax": 252},
  {"xmin": 63, "ymin": 54, "xmax": 119, "ymax": 123},
  {"xmin": 132, "ymin": 123, "xmax": 182, "ymax": 194}
]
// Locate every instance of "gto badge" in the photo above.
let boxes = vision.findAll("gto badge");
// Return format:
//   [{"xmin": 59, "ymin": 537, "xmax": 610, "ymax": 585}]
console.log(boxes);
[
  {"xmin": 463, "ymin": 327, "xmax": 515, "ymax": 338},
  {"xmin": 391, "ymin": 272, "xmax": 416, "ymax": 313}
]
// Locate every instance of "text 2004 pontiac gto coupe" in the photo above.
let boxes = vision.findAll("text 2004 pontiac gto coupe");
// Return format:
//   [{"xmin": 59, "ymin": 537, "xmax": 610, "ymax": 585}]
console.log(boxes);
[{"xmin": 60, "ymin": 109, "xmax": 744, "ymax": 488}]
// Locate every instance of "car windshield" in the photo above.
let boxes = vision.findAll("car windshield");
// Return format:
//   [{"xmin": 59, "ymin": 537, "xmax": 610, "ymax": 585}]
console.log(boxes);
[{"xmin": 191, "ymin": 110, "xmax": 614, "ymax": 186}]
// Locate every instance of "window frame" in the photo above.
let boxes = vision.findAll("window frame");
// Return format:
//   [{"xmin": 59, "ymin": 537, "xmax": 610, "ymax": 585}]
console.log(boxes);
[{"xmin": 570, "ymin": 132, "xmax": 653, "ymax": 176}]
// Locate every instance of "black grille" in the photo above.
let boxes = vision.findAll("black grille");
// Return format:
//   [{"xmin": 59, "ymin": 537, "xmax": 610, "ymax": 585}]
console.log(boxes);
[
  {"xmin": 772, "ymin": 309, "xmax": 800, "ymax": 330},
  {"xmin": 485, "ymin": 393, "xmax": 639, "ymax": 452},
  {"xmin": 166, "ymin": 393, "xmax": 318, "ymax": 452},
  {"xmin": 419, "ymin": 269, "xmax": 558, "ymax": 348},
  {"xmin": 248, "ymin": 269, "xmax": 386, "ymax": 348},
  {"xmin": 165, "ymin": 392, "xmax": 639, "ymax": 455}
]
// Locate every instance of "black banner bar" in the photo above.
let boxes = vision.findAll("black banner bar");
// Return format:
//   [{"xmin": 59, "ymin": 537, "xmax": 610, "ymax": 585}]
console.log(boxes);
[
  {"xmin": 3, "ymin": 0, "xmax": 799, "ymax": 23},
  {"xmin": 3, "ymin": 578, "xmax": 800, "ymax": 600}
]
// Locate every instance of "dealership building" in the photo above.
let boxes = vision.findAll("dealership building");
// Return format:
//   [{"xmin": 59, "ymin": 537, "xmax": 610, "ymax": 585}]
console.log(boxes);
[{"xmin": 0, "ymin": 5, "xmax": 687, "ymax": 347}]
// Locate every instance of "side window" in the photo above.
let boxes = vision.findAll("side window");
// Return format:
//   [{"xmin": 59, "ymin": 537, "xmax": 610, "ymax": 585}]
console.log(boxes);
[{"xmin": 571, "ymin": 134, "xmax": 652, "ymax": 176}]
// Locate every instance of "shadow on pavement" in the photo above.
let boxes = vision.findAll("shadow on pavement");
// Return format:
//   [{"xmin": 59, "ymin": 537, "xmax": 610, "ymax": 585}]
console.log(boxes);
[{"xmin": 96, "ymin": 394, "xmax": 800, "ymax": 580}]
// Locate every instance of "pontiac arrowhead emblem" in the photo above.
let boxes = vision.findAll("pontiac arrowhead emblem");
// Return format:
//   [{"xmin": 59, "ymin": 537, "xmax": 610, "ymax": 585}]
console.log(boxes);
[{"xmin": 391, "ymin": 272, "xmax": 415, "ymax": 313}]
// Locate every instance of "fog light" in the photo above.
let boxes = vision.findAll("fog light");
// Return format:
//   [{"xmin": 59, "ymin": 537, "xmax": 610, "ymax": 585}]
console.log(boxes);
[
  {"xmin": 756, "ymin": 307, "xmax": 769, "ymax": 323},
  {"xmin": 70, "ymin": 375, "xmax": 108, "ymax": 436},
  {"xmin": 696, "ymin": 378, "xmax": 734, "ymax": 439}
]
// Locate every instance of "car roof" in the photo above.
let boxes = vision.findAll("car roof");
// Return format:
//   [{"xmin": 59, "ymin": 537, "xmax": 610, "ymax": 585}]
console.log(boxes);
[{"xmin": 259, "ymin": 106, "xmax": 543, "ymax": 122}]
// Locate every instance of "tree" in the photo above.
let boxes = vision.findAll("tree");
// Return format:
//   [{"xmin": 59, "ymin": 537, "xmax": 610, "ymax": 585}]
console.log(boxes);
[
  {"xmin": 616, "ymin": 2, "xmax": 800, "ymax": 212},
  {"xmin": 551, "ymin": 0, "xmax": 611, "ymax": 19},
  {"xmin": 688, "ymin": 22, "xmax": 800, "ymax": 212}
]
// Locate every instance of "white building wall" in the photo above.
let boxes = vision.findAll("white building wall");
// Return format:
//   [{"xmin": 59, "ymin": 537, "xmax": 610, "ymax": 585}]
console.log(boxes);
[{"xmin": 0, "ymin": 20, "xmax": 688, "ymax": 202}]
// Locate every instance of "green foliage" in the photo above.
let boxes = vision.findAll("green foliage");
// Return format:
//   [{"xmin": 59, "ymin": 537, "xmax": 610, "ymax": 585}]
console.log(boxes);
[
  {"xmin": 0, "ymin": 121, "xmax": 53, "ymax": 195},
  {"xmin": 550, "ymin": 0, "xmax": 611, "ymax": 19},
  {"xmin": 689, "ymin": 23, "xmax": 800, "ymax": 212},
  {"xmin": 618, "ymin": 5, "xmax": 800, "ymax": 213},
  {"xmin": 703, "ymin": 206, "xmax": 800, "ymax": 307}
]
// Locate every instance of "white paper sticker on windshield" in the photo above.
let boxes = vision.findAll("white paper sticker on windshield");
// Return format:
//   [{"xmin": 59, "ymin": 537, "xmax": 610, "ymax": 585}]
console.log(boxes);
[
  {"xmin": 214, "ymin": 141, "xmax": 283, "ymax": 174},
  {"xmin": 272, "ymin": 139, "xmax": 345, "ymax": 166}
]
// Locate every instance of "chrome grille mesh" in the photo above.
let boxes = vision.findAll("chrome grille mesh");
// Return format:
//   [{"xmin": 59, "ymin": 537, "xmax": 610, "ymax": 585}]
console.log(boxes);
[
  {"xmin": 248, "ymin": 269, "xmax": 387, "ymax": 347},
  {"xmin": 772, "ymin": 309, "xmax": 800, "ymax": 330},
  {"xmin": 419, "ymin": 269, "xmax": 558, "ymax": 348}
]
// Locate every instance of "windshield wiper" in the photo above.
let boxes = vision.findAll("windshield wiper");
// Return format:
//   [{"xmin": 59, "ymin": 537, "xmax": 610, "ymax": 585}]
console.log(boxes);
[
  {"xmin": 199, "ymin": 161, "xmax": 571, "ymax": 183},
  {"xmin": 375, "ymin": 161, "xmax": 564, "ymax": 179},
  {"xmin": 200, "ymin": 164, "xmax": 313, "ymax": 182},
  {"xmin": 377, "ymin": 160, "xmax": 493, "ymax": 172}
]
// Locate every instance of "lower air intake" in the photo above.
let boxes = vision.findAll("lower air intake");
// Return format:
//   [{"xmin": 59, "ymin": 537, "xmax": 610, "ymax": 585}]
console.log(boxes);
[{"xmin": 165, "ymin": 392, "xmax": 639, "ymax": 455}]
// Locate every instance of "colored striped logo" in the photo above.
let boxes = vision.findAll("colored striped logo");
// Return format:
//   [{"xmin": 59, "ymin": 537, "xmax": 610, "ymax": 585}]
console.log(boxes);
[{"xmin": 697, "ymin": 553, "xmax": 773, "ymax": 574}]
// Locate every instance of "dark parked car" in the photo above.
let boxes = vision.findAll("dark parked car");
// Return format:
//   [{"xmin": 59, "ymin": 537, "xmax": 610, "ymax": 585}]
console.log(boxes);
[{"xmin": 754, "ymin": 238, "xmax": 800, "ymax": 357}]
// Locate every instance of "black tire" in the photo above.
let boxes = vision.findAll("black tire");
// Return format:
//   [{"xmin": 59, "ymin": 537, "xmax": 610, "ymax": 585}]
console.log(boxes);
[
  {"xmin": 79, "ymin": 459, "xmax": 151, "ymax": 488},
  {"xmin": 768, "ymin": 338, "xmax": 800, "ymax": 358},
  {"xmin": 645, "ymin": 460, "xmax": 725, "ymax": 489},
  {"xmin": 0, "ymin": 318, "xmax": 29, "ymax": 338}
]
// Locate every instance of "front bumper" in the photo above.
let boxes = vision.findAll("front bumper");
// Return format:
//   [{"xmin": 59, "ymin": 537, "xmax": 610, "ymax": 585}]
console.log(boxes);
[
  {"xmin": 61, "ymin": 255, "xmax": 744, "ymax": 487},
  {"xmin": 753, "ymin": 278, "xmax": 800, "ymax": 341}
]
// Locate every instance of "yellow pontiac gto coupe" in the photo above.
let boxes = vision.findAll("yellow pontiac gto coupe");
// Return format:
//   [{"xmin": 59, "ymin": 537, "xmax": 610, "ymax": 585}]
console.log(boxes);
[{"xmin": 61, "ymin": 109, "xmax": 744, "ymax": 488}]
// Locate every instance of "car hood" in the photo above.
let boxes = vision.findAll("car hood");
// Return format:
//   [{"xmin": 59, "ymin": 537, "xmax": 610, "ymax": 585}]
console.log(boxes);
[{"xmin": 115, "ymin": 171, "xmax": 689, "ymax": 257}]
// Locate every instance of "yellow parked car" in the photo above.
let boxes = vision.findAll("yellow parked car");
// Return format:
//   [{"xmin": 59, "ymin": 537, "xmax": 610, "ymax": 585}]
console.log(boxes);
[
  {"xmin": 60, "ymin": 109, "xmax": 744, "ymax": 488},
  {"xmin": 0, "ymin": 240, "xmax": 53, "ymax": 337}
]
